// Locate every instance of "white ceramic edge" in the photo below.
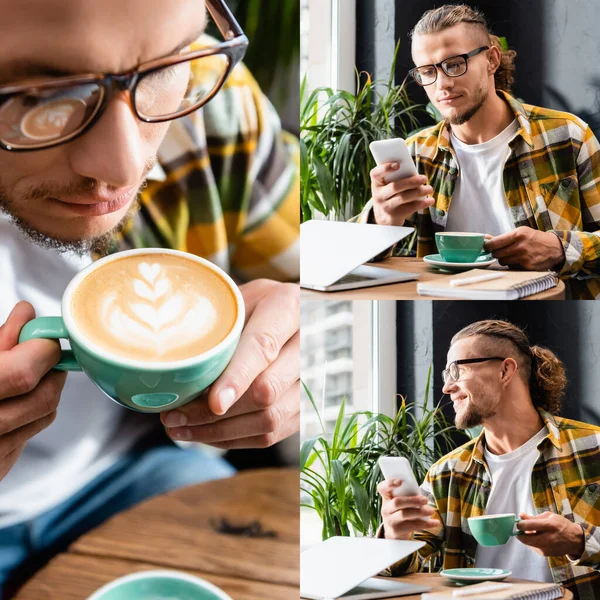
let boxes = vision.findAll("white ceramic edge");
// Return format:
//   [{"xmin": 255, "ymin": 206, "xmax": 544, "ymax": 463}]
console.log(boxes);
[
  {"xmin": 85, "ymin": 569, "xmax": 233, "ymax": 600},
  {"xmin": 468, "ymin": 513, "xmax": 516, "ymax": 521},
  {"xmin": 61, "ymin": 248, "xmax": 245, "ymax": 370},
  {"xmin": 423, "ymin": 255, "xmax": 496, "ymax": 268},
  {"xmin": 435, "ymin": 232, "xmax": 485, "ymax": 238}
]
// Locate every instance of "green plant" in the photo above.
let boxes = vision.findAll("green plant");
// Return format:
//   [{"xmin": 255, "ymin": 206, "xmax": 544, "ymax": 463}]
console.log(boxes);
[
  {"xmin": 300, "ymin": 41, "xmax": 428, "ymax": 223},
  {"xmin": 217, "ymin": 0, "xmax": 299, "ymax": 106},
  {"xmin": 300, "ymin": 367, "xmax": 467, "ymax": 540}
]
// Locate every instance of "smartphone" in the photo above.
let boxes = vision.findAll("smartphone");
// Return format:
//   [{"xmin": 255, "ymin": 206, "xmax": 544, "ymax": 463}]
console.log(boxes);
[
  {"xmin": 369, "ymin": 138, "xmax": 419, "ymax": 183},
  {"xmin": 378, "ymin": 456, "xmax": 422, "ymax": 497}
]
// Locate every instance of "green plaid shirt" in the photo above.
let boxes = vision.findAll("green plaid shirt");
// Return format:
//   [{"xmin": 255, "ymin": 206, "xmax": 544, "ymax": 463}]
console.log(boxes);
[
  {"xmin": 105, "ymin": 37, "xmax": 299, "ymax": 283},
  {"xmin": 382, "ymin": 410, "xmax": 600, "ymax": 599},
  {"xmin": 359, "ymin": 91, "xmax": 600, "ymax": 299}
]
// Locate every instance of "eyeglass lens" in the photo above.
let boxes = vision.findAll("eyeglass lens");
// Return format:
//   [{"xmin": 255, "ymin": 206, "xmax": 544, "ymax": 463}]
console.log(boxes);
[
  {"xmin": 414, "ymin": 56, "xmax": 467, "ymax": 85},
  {"xmin": 0, "ymin": 53, "xmax": 230, "ymax": 149}
]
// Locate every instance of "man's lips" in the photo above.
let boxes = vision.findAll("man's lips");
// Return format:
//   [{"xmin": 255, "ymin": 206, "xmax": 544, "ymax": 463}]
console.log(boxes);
[
  {"xmin": 438, "ymin": 95, "xmax": 462, "ymax": 104},
  {"xmin": 51, "ymin": 185, "xmax": 138, "ymax": 217}
]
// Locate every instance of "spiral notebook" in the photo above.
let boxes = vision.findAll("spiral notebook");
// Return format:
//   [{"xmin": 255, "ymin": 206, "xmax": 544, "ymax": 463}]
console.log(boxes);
[
  {"xmin": 422, "ymin": 582, "xmax": 563, "ymax": 600},
  {"xmin": 417, "ymin": 269, "xmax": 558, "ymax": 300}
]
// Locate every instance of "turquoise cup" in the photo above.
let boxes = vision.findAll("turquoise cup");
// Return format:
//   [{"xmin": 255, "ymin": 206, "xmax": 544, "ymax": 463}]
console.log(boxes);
[
  {"xmin": 86, "ymin": 570, "xmax": 232, "ymax": 600},
  {"xmin": 435, "ymin": 232, "xmax": 485, "ymax": 263},
  {"xmin": 18, "ymin": 248, "xmax": 245, "ymax": 413},
  {"xmin": 468, "ymin": 513, "xmax": 523, "ymax": 546}
]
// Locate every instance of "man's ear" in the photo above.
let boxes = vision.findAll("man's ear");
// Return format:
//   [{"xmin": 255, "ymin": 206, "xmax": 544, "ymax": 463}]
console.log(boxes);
[
  {"xmin": 500, "ymin": 357, "xmax": 518, "ymax": 387},
  {"xmin": 488, "ymin": 45, "xmax": 502, "ymax": 76}
]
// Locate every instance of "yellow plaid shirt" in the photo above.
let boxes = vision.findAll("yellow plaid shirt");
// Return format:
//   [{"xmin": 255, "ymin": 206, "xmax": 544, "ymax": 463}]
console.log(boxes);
[
  {"xmin": 359, "ymin": 91, "xmax": 600, "ymax": 299},
  {"xmin": 381, "ymin": 410, "xmax": 600, "ymax": 599},
  {"xmin": 106, "ymin": 37, "xmax": 299, "ymax": 283}
]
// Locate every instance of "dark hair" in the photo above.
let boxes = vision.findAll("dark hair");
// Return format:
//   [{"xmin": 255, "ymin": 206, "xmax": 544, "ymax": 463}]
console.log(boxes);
[
  {"xmin": 410, "ymin": 4, "xmax": 517, "ymax": 93},
  {"xmin": 451, "ymin": 320, "xmax": 566, "ymax": 414}
]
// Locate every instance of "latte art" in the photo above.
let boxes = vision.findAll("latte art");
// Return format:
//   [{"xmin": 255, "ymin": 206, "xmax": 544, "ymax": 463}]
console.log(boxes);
[{"xmin": 71, "ymin": 254, "xmax": 237, "ymax": 362}]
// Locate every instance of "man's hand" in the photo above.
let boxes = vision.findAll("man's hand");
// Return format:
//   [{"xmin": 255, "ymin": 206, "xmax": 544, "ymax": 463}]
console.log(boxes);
[
  {"xmin": 516, "ymin": 512, "xmax": 585, "ymax": 559},
  {"xmin": 161, "ymin": 280, "xmax": 299, "ymax": 449},
  {"xmin": 484, "ymin": 227, "xmax": 565, "ymax": 270},
  {"xmin": 377, "ymin": 479, "xmax": 441, "ymax": 540},
  {"xmin": 0, "ymin": 302, "xmax": 67, "ymax": 481},
  {"xmin": 371, "ymin": 163, "xmax": 434, "ymax": 226}
]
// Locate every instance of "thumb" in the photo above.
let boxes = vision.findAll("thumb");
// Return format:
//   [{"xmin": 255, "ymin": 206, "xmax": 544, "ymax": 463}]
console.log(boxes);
[{"xmin": 0, "ymin": 302, "xmax": 36, "ymax": 351}]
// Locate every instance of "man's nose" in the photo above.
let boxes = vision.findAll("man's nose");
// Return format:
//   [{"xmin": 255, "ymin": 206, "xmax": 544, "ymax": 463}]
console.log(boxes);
[
  {"xmin": 436, "ymin": 69, "xmax": 455, "ymax": 91},
  {"xmin": 442, "ymin": 378, "xmax": 456, "ymax": 395},
  {"xmin": 66, "ymin": 93, "xmax": 149, "ymax": 189}
]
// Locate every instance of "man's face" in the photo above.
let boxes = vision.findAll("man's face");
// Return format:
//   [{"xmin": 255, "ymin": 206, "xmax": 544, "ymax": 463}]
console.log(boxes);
[
  {"xmin": 0, "ymin": 0, "xmax": 206, "ymax": 252},
  {"xmin": 442, "ymin": 337, "xmax": 504, "ymax": 429},
  {"xmin": 411, "ymin": 23, "xmax": 493, "ymax": 126}
]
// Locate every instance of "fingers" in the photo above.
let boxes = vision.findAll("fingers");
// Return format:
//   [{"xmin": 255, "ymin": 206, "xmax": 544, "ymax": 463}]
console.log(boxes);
[
  {"xmin": 370, "ymin": 162, "xmax": 400, "ymax": 185},
  {"xmin": 484, "ymin": 229, "xmax": 519, "ymax": 251},
  {"xmin": 0, "ymin": 340, "xmax": 64, "ymax": 400},
  {"xmin": 164, "ymin": 332, "xmax": 300, "ymax": 428},
  {"xmin": 0, "ymin": 371, "xmax": 66, "ymax": 435},
  {"xmin": 168, "ymin": 382, "xmax": 300, "ymax": 448},
  {"xmin": 377, "ymin": 479, "xmax": 399, "ymax": 499},
  {"xmin": 0, "ymin": 302, "xmax": 36, "ymax": 351},
  {"xmin": 0, "ymin": 411, "xmax": 57, "ymax": 460},
  {"xmin": 208, "ymin": 283, "xmax": 299, "ymax": 415}
]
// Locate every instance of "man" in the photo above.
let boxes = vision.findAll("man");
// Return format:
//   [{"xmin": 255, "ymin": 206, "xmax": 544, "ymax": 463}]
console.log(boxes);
[
  {"xmin": 361, "ymin": 4, "xmax": 600, "ymax": 299},
  {"xmin": 377, "ymin": 320, "xmax": 600, "ymax": 598},
  {"xmin": 0, "ymin": 0, "xmax": 299, "ymax": 591}
]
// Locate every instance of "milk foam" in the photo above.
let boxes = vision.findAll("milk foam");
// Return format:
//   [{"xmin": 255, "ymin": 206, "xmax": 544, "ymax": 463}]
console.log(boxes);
[{"xmin": 71, "ymin": 254, "xmax": 237, "ymax": 362}]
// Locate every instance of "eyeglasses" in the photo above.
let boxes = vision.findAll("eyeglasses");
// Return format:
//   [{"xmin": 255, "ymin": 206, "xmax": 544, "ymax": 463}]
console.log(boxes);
[
  {"xmin": 442, "ymin": 356, "xmax": 505, "ymax": 385},
  {"xmin": 0, "ymin": 0, "xmax": 248, "ymax": 152},
  {"xmin": 409, "ymin": 46, "xmax": 489, "ymax": 87}
]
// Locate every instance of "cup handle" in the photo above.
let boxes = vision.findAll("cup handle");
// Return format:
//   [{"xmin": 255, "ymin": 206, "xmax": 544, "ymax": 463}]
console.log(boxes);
[
  {"xmin": 18, "ymin": 317, "xmax": 82, "ymax": 372},
  {"xmin": 512, "ymin": 517, "xmax": 524, "ymax": 536}
]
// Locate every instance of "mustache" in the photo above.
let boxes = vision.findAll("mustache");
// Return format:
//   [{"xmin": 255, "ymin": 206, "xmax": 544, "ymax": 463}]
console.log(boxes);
[{"xmin": 23, "ymin": 155, "xmax": 157, "ymax": 201}]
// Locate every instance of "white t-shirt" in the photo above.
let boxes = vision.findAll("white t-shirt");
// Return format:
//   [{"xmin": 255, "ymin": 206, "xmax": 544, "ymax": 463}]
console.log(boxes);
[
  {"xmin": 476, "ymin": 427, "xmax": 554, "ymax": 582},
  {"xmin": 446, "ymin": 119, "xmax": 519, "ymax": 236},
  {"xmin": 0, "ymin": 214, "xmax": 152, "ymax": 528}
]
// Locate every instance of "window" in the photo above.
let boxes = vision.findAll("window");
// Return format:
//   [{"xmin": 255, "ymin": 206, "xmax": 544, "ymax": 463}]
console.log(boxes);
[{"xmin": 300, "ymin": 301, "xmax": 397, "ymax": 548}]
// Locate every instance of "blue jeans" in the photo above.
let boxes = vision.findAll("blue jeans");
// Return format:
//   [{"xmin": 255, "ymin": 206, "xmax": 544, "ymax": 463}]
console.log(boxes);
[{"xmin": 0, "ymin": 437, "xmax": 234, "ymax": 598}]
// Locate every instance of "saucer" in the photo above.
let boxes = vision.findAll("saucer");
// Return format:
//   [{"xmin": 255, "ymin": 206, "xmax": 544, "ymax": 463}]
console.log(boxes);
[
  {"xmin": 440, "ymin": 568, "xmax": 512, "ymax": 583},
  {"xmin": 423, "ymin": 253, "xmax": 496, "ymax": 273}
]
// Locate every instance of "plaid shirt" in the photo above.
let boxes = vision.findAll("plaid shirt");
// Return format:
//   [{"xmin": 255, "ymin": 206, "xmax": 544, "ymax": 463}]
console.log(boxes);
[
  {"xmin": 359, "ymin": 91, "xmax": 600, "ymax": 299},
  {"xmin": 381, "ymin": 410, "xmax": 600, "ymax": 599},
  {"xmin": 104, "ymin": 36, "xmax": 299, "ymax": 283}
]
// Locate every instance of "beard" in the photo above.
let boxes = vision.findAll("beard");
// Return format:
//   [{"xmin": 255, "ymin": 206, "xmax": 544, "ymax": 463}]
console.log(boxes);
[
  {"xmin": 0, "ymin": 188, "xmax": 142, "ymax": 257},
  {"xmin": 444, "ymin": 83, "xmax": 487, "ymax": 126},
  {"xmin": 0, "ymin": 156, "xmax": 156, "ymax": 256},
  {"xmin": 455, "ymin": 397, "xmax": 497, "ymax": 429}
]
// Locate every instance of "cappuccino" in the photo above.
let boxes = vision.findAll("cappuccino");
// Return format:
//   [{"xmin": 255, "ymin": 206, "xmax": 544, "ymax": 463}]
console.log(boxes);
[{"xmin": 71, "ymin": 253, "xmax": 237, "ymax": 362}]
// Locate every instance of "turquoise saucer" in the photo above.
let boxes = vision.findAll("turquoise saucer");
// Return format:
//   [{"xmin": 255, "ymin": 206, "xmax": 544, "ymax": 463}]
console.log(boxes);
[
  {"xmin": 423, "ymin": 253, "xmax": 496, "ymax": 273},
  {"xmin": 440, "ymin": 568, "xmax": 511, "ymax": 583}
]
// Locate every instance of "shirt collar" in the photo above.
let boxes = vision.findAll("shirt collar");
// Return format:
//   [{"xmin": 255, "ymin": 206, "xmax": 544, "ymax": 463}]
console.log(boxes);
[{"xmin": 466, "ymin": 408, "xmax": 563, "ymax": 472}]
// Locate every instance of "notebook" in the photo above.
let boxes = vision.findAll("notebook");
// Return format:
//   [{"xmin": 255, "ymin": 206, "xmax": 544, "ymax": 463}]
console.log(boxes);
[
  {"xmin": 422, "ymin": 582, "xmax": 563, "ymax": 600},
  {"xmin": 417, "ymin": 269, "xmax": 558, "ymax": 300}
]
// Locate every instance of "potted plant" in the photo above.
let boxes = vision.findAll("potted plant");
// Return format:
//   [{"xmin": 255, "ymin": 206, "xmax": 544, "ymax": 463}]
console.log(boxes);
[
  {"xmin": 300, "ymin": 367, "xmax": 467, "ymax": 540},
  {"xmin": 300, "ymin": 41, "xmax": 430, "ymax": 224}
]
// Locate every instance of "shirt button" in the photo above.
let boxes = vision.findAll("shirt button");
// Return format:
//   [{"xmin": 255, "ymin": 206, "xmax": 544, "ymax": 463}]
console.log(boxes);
[
  {"xmin": 561, "ymin": 178, "xmax": 571, "ymax": 188},
  {"xmin": 438, "ymin": 210, "xmax": 445, "ymax": 216},
  {"xmin": 588, "ymin": 483, "xmax": 598, "ymax": 492}
]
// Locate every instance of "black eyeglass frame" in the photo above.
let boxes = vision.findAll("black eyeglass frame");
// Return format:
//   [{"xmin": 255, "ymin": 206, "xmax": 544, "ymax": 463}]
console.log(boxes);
[
  {"xmin": 442, "ymin": 356, "xmax": 506, "ymax": 384},
  {"xmin": 409, "ymin": 45, "xmax": 490, "ymax": 87},
  {"xmin": 0, "ymin": 0, "xmax": 249, "ymax": 152}
]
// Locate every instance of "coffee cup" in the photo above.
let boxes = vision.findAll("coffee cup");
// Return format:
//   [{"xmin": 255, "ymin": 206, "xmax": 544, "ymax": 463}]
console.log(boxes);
[
  {"xmin": 435, "ymin": 232, "xmax": 485, "ymax": 263},
  {"xmin": 468, "ymin": 513, "xmax": 523, "ymax": 546},
  {"xmin": 18, "ymin": 248, "xmax": 244, "ymax": 413},
  {"xmin": 86, "ymin": 570, "xmax": 232, "ymax": 600}
]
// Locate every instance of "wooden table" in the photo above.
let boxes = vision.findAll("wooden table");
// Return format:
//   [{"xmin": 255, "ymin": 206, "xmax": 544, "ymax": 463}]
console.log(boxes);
[
  {"xmin": 301, "ymin": 257, "xmax": 566, "ymax": 300},
  {"xmin": 14, "ymin": 468, "xmax": 299, "ymax": 600},
  {"xmin": 382, "ymin": 573, "xmax": 574, "ymax": 599}
]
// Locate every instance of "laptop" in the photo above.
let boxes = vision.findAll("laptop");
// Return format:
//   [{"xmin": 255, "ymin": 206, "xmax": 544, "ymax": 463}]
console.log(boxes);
[
  {"xmin": 300, "ymin": 537, "xmax": 431, "ymax": 600},
  {"xmin": 300, "ymin": 221, "xmax": 418, "ymax": 292}
]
